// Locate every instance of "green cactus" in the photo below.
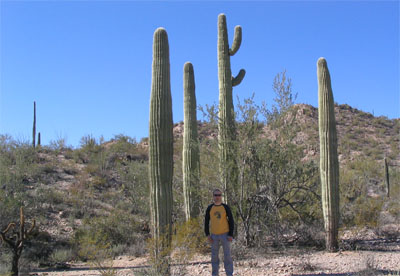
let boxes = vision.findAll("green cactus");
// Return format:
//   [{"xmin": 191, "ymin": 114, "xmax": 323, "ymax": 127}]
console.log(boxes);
[
  {"xmin": 149, "ymin": 27, "xmax": 173, "ymax": 273},
  {"xmin": 183, "ymin": 62, "xmax": 201, "ymax": 221},
  {"xmin": 218, "ymin": 13, "xmax": 245, "ymax": 203},
  {"xmin": 38, "ymin": 132, "xmax": 41, "ymax": 147},
  {"xmin": 32, "ymin": 101, "xmax": 36, "ymax": 148},
  {"xmin": 384, "ymin": 157, "xmax": 390, "ymax": 198},
  {"xmin": 317, "ymin": 57, "xmax": 340, "ymax": 252},
  {"xmin": 1, "ymin": 207, "xmax": 36, "ymax": 276}
]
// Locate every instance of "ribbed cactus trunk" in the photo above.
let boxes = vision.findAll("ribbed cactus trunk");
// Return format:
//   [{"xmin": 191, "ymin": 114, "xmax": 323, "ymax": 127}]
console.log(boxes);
[
  {"xmin": 149, "ymin": 27, "xmax": 173, "ymax": 273},
  {"xmin": 317, "ymin": 57, "xmax": 340, "ymax": 252},
  {"xmin": 384, "ymin": 157, "xmax": 390, "ymax": 198},
  {"xmin": 38, "ymin": 132, "xmax": 41, "ymax": 147},
  {"xmin": 183, "ymin": 62, "xmax": 201, "ymax": 221},
  {"xmin": 218, "ymin": 13, "xmax": 245, "ymax": 204},
  {"xmin": 32, "ymin": 101, "xmax": 36, "ymax": 148}
]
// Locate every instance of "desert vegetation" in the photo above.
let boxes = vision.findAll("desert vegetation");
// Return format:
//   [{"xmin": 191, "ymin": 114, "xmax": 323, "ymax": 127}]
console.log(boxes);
[{"xmin": 1, "ymin": 13, "xmax": 399, "ymax": 276}]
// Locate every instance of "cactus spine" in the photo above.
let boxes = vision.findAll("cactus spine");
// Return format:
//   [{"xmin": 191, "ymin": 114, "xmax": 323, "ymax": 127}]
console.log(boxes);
[
  {"xmin": 32, "ymin": 101, "xmax": 36, "ymax": 148},
  {"xmin": 0, "ymin": 207, "xmax": 36, "ymax": 276},
  {"xmin": 149, "ymin": 27, "xmax": 173, "ymax": 273},
  {"xmin": 183, "ymin": 62, "xmax": 201, "ymax": 220},
  {"xmin": 218, "ymin": 13, "xmax": 245, "ymax": 203},
  {"xmin": 384, "ymin": 157, "xmax": 390, "ymax": 198},
  {"xmin": 317, "ymin": 57, "xmax": 340, "ymax": 252}
]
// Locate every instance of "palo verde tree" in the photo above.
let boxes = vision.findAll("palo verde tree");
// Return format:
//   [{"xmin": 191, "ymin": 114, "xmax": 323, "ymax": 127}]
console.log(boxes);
[{"xmin": 234, "ymin": 72, "xmax": 319, "ymax": 247}]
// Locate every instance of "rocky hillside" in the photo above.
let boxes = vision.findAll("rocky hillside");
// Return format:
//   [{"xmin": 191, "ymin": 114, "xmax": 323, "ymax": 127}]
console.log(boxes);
[
  {"xmin": 172, "ymin": 103, "xmax": 400, "ymax": 165},
  {"xmin": 0, "ymin": 103, "xmax": 399, "ymax": 273}
]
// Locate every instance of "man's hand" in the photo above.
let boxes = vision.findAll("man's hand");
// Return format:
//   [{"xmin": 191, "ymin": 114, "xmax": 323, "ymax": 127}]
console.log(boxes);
[
  {"xmin": 227, "ymin": 236, "xmax": 233, "ymax": 242},
  {"xmin": 208, "ymin": 236, "xmax": 213, "ymax": 244}
]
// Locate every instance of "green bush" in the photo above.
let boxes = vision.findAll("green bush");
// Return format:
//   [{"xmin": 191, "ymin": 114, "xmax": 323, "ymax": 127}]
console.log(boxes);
[
  {"xmin": 353, "ymin": 196, "xmax": 384, "ymax": 227},
  {"xmin": 72, "ymin": 209, "xmax": 142, "ymax": 258},
  {"xmin": 49, "ymin": 248, "xmax": 74, "ymax": 264}
]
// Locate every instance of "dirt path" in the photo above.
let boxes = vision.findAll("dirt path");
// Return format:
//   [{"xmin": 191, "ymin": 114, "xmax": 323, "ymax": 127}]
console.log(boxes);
[{"xmin": 30, "ymin": 249, "xmax": 400, "ymax": 276}]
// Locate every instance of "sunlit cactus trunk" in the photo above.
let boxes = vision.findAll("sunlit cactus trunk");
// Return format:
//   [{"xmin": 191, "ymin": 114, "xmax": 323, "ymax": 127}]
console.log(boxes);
[
  {"xmin": 317, "ymin": 57, "xmax": 340, "ymax": 252},
  {"xmin": 149, "ymin": 27, "xmax": 173, "ymax": 273},
  {"xmin": 218, "ymin": 13, "xmax": 245, "ymax": 204},
  {"xmin": 183, "ymin": 62, "xmax": 201, "ymax": 221},
  {"xmin": 384, "ymin": 157, "xmax": 390, "ymax": 198}
]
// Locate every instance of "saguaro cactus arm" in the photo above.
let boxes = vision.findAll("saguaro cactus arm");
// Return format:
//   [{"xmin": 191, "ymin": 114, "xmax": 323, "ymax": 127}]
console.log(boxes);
[
  {"xmin": 229, "ymin": 26, "xmax": 242, "ymax": 56},
  {"xmin": 232, "ymin": 69, "xmax": 246, "ymax": 87},
  {"xmin": 0, "ymin": 223, "xmax": 16, "ymax": 248}
]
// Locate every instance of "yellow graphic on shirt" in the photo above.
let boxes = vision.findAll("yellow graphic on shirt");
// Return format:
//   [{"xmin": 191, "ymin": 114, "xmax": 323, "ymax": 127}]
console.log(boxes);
[{"xmin": 210, "ymin": 205, "xmax": 229, "ymax": 235}]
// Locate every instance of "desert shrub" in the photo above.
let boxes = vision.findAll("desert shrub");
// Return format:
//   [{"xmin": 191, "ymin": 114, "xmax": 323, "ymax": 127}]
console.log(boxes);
[
  {"xmin": 170, "ymin": 218, "xmax": 208, "ymax": 259},
  {"xmin": 0, "ymin": 251, "xmax": 12, "ymax": 275},
  {"xmin": 145, "ymin": 218, "xmax": 207, "ymax": 275},
  {"xmin": 108, "ymin": 134, "xmax": 139, "ymax": 158},
  {"xmin": 134, "ymin": 268, "xmax": 163, "ymax": 276},
  {"xmin": 36, "ymin": 187, "xmax": 66, "ymax": 207},
  {"xmin": 119, "ymin": 161, "xmax": 149, "ymax": 216},
  {"xmin": 48, "ymin": 136, "xmax": 70, "ymax": 153},
  {"xmin": 73, "ymin": 208, "xmax": 142, "ymax": 257},
  {"xmin": 75, "ymin": 229, "xmax": 117, "ymax": 276},
  {"xmin": 125, "ymin": 238, "xmax": 147, "ymax": 257},
  {"xmin": 353, "ymin": 196, "xmax": 384, "ymax": 228},
  {"xmin": 0, "ymin": 136, "xmax": 39, "ymax": 231},
  {"xmin": 49, "ymin": 248, "xmax": 74, "ymax": 264}
]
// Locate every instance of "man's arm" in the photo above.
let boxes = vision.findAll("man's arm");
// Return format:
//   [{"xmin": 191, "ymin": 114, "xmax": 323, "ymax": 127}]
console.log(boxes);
[
  {"xmin": 224, "ymin": 204, "xmax": 235, "ymax": 238},
  {"xmin": 204, "ymin": 204, "xmax": 212, "ymax": 236}
]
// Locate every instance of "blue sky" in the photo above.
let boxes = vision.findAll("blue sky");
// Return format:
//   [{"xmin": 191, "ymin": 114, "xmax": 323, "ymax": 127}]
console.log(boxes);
[{"xmin": 0, "ymin": 1, "xmax": 398, "ymax": 147}]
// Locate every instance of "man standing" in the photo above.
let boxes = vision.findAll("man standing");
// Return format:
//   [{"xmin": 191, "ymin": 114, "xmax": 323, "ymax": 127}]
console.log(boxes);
[{"xmin": 204, "ymin": 188, "xmax": 235, "ymax": 276}]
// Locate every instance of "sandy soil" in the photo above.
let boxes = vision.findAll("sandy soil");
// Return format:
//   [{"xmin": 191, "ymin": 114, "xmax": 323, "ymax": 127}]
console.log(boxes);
[{"xmin": 29, "ymin": 249, "xmax": 400, "ymax": 276}]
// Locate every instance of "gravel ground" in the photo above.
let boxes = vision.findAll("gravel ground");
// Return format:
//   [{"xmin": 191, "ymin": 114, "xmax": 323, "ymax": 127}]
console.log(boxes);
[{"xmin": 30, "ymin": 249, "xmax": 400, "ymax": 276}]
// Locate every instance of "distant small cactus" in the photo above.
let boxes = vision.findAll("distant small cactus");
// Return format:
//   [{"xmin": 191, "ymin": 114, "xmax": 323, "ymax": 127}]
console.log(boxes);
[
  {"xmin": 384, "ymin": 157, "xmax": 390, "ymax": 198},
  {"xmin": 32, "ymin": 101, "xmax": 36, "ymax": 148}
]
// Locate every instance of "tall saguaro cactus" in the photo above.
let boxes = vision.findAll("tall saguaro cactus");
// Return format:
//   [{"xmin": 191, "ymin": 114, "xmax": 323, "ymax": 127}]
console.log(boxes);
[
  {"xmin": 32, "ymin": 101, "xmax": 36, "ymax": 148},
  {"xmin": 183, "ymin": 62, "xmax": 201, "ymax": 221},
  {"xmin": 149, "ymin": 27, "xmax": 173, "ymax": 273},
  {"xmin": 218, "ymin": 13, "xmax": 245, "ymax": 203},
  {"xmin": 317, "ymin": 57, "xmax": 340, "ymax": 252}
]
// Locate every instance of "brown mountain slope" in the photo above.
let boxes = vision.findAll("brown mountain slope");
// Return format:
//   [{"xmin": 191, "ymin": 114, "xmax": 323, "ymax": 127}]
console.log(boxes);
[{"xmin": 172, "ymin": 103, "xmax": 400, "ymax": 165}]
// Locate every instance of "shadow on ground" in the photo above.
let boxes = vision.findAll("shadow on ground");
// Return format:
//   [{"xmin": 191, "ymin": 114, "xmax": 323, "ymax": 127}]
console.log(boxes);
[
  {"xmin": 29, "ymin": 260, "xmax": 211, "ymax": 274},
  {"xmin": 292, "ymin": 270, "xmax": 400, "ymax": 276}
]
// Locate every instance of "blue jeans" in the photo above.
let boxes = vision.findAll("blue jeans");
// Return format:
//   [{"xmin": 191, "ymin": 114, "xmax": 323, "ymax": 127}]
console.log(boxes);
[{"xmin": 210, "ymin": 233, "xmax": 233, "ymax": 276}]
